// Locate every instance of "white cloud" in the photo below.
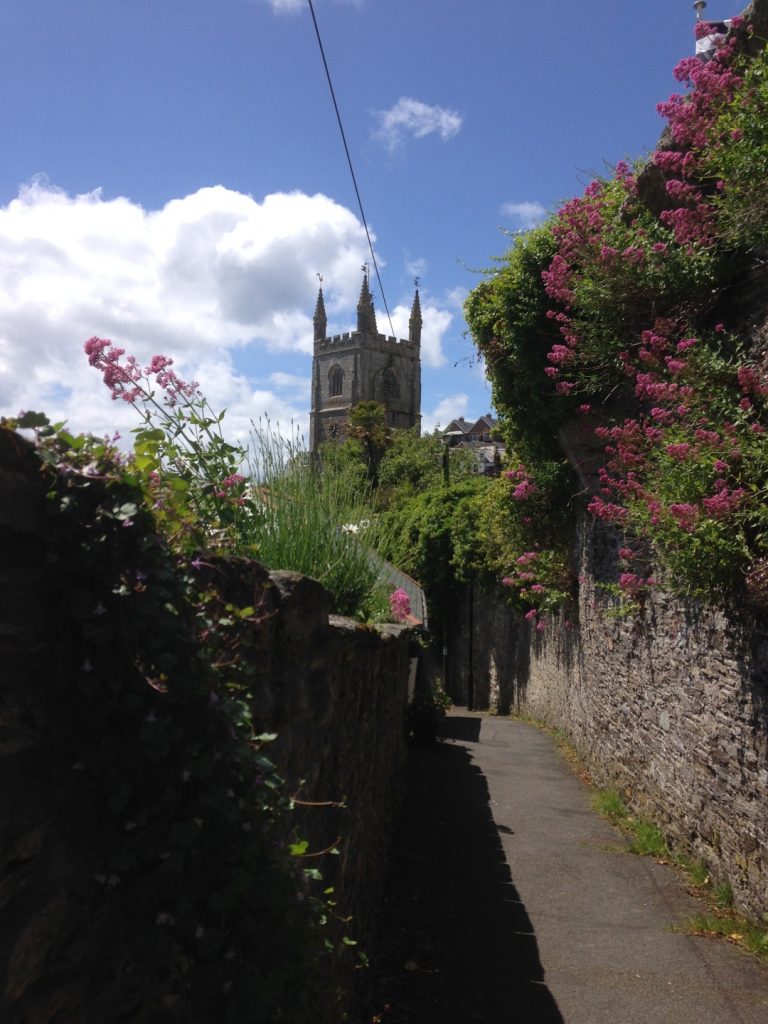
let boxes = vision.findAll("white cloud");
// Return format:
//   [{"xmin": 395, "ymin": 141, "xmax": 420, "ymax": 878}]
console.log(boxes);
[
  {"xmin": 0, "ymin": 180, "xmax": 373, "ymax": 442},
  {"xmin": 373, "ymin": 97, "xmax": 462, "ymax": 153},
  {"xmin": 264, "ymin": 0, "xmax": 360, "ymax": 14},
  {"xmin": 269, "ymin": 371, "xmax": 311, "ymax": 400},
  {"xmin": 404, "ymin": 254, "xmax": 427, "ymax": 281},
  {"xmin": 266, "ymin": 0, "xmax": 303, "ymax": 12},
  {"xmin": 500, "ymin": 200, "xmax": 547, "ymax": 231},
  {"xmin": 421, "ymin": 393, "xmax": 469, "ymax": 435},
  {"xmin": 383, "ymin": 295, "xmax": 451, "ymax": 369}
]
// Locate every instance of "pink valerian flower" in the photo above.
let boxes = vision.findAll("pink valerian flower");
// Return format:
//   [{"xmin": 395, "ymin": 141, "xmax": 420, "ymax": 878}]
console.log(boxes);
[
  {"xmin": 677, "ymin": 337, "xmax": 697, "ymax": 352},
  {"xmin": 84, "ymin": 337, "xmax": 199, "ymax": 406},
  {"xmin": 219, "ymin": 473, "xmax": 246, "ymax": 490},
  {"xmin": 148, "ymin": 354, "xmax": 174, "ymax": 374},
  {"xmin": 512, "ymin": 479, "xmax": 537, "ymax": 500},
  {"xmin": 669, "ymin": 503, "xmax": 700, "ymax": 532},
  {"xmin": 737, "ymin": 365, "xmax": 768, "ymax": 398},
  {"xmin": 618, "ymin": 572, "xmax": 657, "ymax": 598},
  {"xmin": 516, "ymin": 551, "xmax": 539, "ymax": 566},
  {"xmin": 587, "ymin": 497, "xmax": 628, "ymax": 523},
  {"xmin": 524, "ymin": 608, "xmax": 538, "ymax": 622},
  {"xmin": 536, "ymin": 620, "xmax": 546, "ymax": 632},
  {"xmin": 665, "ymin": 443, "xmax": 692, "ymax": 461},
  {"xmin": 555, "ymin": 381, "xmax": 575, "ymax": 396},
  {"xmin": 541, "ymin": 253, "xmax": 576, "ymax": 306},
  {"xmin": 547, "ymin": 344, "xmax": 575, "ymax": 365},
  {"xmin": 618, "ymin": 548, "xmax": 635, "ymax": 560},
  {"xmin": 577, "ymin": 404, "xmax": 592, "ymax": 415},
  {"xmin": 84, "ymin": 337, "xmax": 143, "ymax": 402},
  {"xmin": 694, "ymin": 427, "xmax": 721, "ymax": 445},
  {"xmin": 389, "ymin": 588, "xmax": 411, "ymax": 622},
  {"xmin": 702, "ymin": 487, "xmax": 746, "ymax": 518}
]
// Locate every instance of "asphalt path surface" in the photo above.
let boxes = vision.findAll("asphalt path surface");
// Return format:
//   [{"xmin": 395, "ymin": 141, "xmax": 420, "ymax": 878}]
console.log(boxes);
[{"xmin": 371, "ymin": 712, "xmax": 768, "ymax": 1024}]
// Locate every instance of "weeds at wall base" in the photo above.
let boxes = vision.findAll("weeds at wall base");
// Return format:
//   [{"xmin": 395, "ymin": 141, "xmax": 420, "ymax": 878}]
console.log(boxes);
[
  {"xmin": 589, "ymin": 786, "xmax": 768, "ymax": 965},
  {"xmin": 518, "ymin": 717, "xmax": 768, "ymax": 968}
]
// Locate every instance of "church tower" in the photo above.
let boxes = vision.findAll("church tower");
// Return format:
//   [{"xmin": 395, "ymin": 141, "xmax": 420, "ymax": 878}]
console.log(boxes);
[{"xmin": 309, "ymin": 272, "xmax": 422, "ymax": 450}]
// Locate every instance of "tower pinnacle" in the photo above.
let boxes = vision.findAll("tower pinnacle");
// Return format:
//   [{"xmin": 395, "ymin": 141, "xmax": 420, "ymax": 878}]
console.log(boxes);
[
  {"xmin": 313, "ymin": 285, "xmax": 327, "ymax": 341},
  {"xmin": 357, "ymin": 271, "xmax": 378, "ymax": 335},
  {"xmin": 409, "ymin": 285, "xmax": 422, "ymax": 346}
]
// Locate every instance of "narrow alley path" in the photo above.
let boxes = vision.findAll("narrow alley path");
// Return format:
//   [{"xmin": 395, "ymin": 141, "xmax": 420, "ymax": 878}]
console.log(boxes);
[{"xmin": 371, "ymin": 712, "xmax": 768, "ymax": 1024}]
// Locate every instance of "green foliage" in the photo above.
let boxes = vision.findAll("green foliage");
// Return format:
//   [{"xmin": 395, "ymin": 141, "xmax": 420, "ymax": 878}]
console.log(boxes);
[
  {"xmin": 382, "ymin": 478, "xmax": 486, "ymax": 619},
  {"xmin": 704, "ymin": 46, "xmax": 768, "ymax": 249},
  {"xmin": 463, "ymin": 227, "xmax": 564, "ymax": 459},
  {"xmin": 714, "ymin": 881, "xmax": 734, "ymax": 908},
  {"xmin": 591, "ymin": 788, "xmax": 629, "ymax": 824},
  {"xmin": 346, "ymin": 400, "xmax": 391, "ymax": 486},
  {"xmin": 5, "ymin": 417, "xmax": 342, "ymax": 1022},
  {"xmin": 376, "ymin": 428, "xmax": 477, "ymax": 505},
  {"xmin": 244, "ymin": 421, "xmax": 390, "ymax": 618},
  {"xmin": 627, "ymin": 820, "xmax": 669, "ymax": 858},
  {"xmin": 682, "ymin": 913, "xmax": 768, "ymax": 963}
]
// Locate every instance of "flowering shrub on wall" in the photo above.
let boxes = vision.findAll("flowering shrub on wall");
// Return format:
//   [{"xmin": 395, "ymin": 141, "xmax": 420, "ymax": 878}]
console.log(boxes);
[{"xmin": 466, "ymin": 18, "xmax": 768, "ymax": 607}]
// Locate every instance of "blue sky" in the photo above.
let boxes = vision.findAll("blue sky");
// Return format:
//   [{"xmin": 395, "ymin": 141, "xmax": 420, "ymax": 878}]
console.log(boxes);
[{"xmin": 0, "ymin": 0, "xmax": 736, "ymax": 441}]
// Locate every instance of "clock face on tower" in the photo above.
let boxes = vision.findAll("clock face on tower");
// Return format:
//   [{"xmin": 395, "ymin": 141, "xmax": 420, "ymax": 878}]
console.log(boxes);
[{"xmin": 326, "ymin": 419, "xmax": 340, "ymax": 440}]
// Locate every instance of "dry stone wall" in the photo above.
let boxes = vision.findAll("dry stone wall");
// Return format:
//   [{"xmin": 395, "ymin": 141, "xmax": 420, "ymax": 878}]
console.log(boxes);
[
  {"xmin": 451, "ymin": 511, "xmax": 768, "ymax": 920},
  {"xmin": 0, "ymin": 430, "xmax": 412, "ymax": 1021}
]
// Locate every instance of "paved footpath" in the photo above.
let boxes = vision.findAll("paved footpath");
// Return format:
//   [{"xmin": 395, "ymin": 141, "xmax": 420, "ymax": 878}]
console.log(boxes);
[{"xmin": 372, "ymin": 711, "xmax": 768, "ymax": 1024}]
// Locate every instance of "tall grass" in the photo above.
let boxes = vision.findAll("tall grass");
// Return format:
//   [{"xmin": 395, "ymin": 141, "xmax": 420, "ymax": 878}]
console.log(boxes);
[{"xmin": 244, "ymin": 421, "xmax": 391, "ymax": 618}]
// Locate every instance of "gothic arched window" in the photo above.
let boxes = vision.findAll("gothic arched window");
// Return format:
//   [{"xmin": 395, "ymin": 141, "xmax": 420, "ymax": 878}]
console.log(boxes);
[
  {"xmin": 383, "ymin": 367, "xmax": 400, "ymax": 400},
  {"xmin": 329, "ymin": 365, "xmax": 344, "ymax": 398}
]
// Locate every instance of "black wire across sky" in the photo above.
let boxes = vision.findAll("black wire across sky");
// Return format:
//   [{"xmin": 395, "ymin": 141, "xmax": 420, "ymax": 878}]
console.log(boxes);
[{"xmin": 306, "ymin": 0, "xmax": 396, "ymax": 337}]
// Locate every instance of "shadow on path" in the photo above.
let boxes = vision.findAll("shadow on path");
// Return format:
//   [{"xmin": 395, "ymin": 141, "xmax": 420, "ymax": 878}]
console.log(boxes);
[{"xmin": 370, "ymin": 718, "xmax": 563, "ymax": 1023}]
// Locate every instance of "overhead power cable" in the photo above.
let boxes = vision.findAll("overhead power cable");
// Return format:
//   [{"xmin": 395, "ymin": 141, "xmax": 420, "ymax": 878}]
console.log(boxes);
[{"xmin": 306, "ymin": 0, "xmax": 395, "ymax": 337}]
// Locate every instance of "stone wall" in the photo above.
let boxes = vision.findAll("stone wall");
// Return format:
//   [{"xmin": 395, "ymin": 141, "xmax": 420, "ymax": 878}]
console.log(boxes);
[
  {"xmin": 450, "ymin": 510, "xmax": 768, "ymax": 920},
  {"xmin": 0, "ymin": 430, "xmax": 412, "ymax": 1021}
]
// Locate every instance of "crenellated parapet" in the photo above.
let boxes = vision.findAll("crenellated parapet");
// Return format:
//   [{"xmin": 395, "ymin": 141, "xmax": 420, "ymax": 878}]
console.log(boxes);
[
  {"xmin": 309, "ymin": 271, "xmax": 422, "ymax": 451},
  {"xmin": 315, "ymin": 330, "xmax": 419, "ymax": 352}
]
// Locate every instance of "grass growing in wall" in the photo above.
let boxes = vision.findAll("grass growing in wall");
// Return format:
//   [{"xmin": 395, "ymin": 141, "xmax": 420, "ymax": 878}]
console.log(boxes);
[{"xmin": 245, "ymin": 420, "xmax": 393, "ymax": 620}]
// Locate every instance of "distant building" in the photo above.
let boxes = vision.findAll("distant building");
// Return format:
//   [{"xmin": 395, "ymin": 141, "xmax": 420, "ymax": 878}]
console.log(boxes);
[
  {"xmin": 309, "ymin": 273, "xmax": 422, "ymax": 450},
  {"xmin": 443, "ymin": 414, "xmax": 505, "ymax": 476}
]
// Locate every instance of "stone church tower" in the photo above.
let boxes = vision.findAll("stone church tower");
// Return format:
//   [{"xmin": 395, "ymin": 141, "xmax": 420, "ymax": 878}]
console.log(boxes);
[{"xmin": 309, "ymin": 273, "xmax": 422, "ymax": 450}]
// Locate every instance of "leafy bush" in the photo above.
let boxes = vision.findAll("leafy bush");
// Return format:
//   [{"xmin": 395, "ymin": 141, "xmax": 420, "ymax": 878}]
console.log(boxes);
[{"xmin": 465, "ymin": 22, "xmax": 768, "ymax": 608}]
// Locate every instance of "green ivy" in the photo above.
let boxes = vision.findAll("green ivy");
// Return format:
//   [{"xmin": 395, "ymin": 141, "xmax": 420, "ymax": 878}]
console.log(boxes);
[{"xmin": 5, "ymin": 415, "xmax": 345, "ymax": 1023}]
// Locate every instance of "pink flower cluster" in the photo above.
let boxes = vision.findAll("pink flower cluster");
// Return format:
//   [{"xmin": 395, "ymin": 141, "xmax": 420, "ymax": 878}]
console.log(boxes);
[
  {"xmin": 84, "ymin": 337, "xmax": 199, "ymax": 406},
  {"xmin": 618, "ymin": 573, "xmax": 656, "ymax": 596},
  {"xmin": 389, "ymin": 588, "xmax": 412, "ymax": 623},
  {"xmin": 504, "ymin": 464, "xmax": 538, "ymax": 500}
]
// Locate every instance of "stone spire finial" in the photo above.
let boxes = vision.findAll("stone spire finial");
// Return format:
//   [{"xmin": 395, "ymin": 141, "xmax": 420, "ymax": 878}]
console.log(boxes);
[
  {"xmin": 409, "ymin": 284, "xmax": 422, "ymax": 346},
  {"xmin": 357, "ymin": 269, "xmax": 378, "ymax": 336},
  {"xmin": 313, "ymin": 284, "xmax": 327, "ymax": 342}
]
